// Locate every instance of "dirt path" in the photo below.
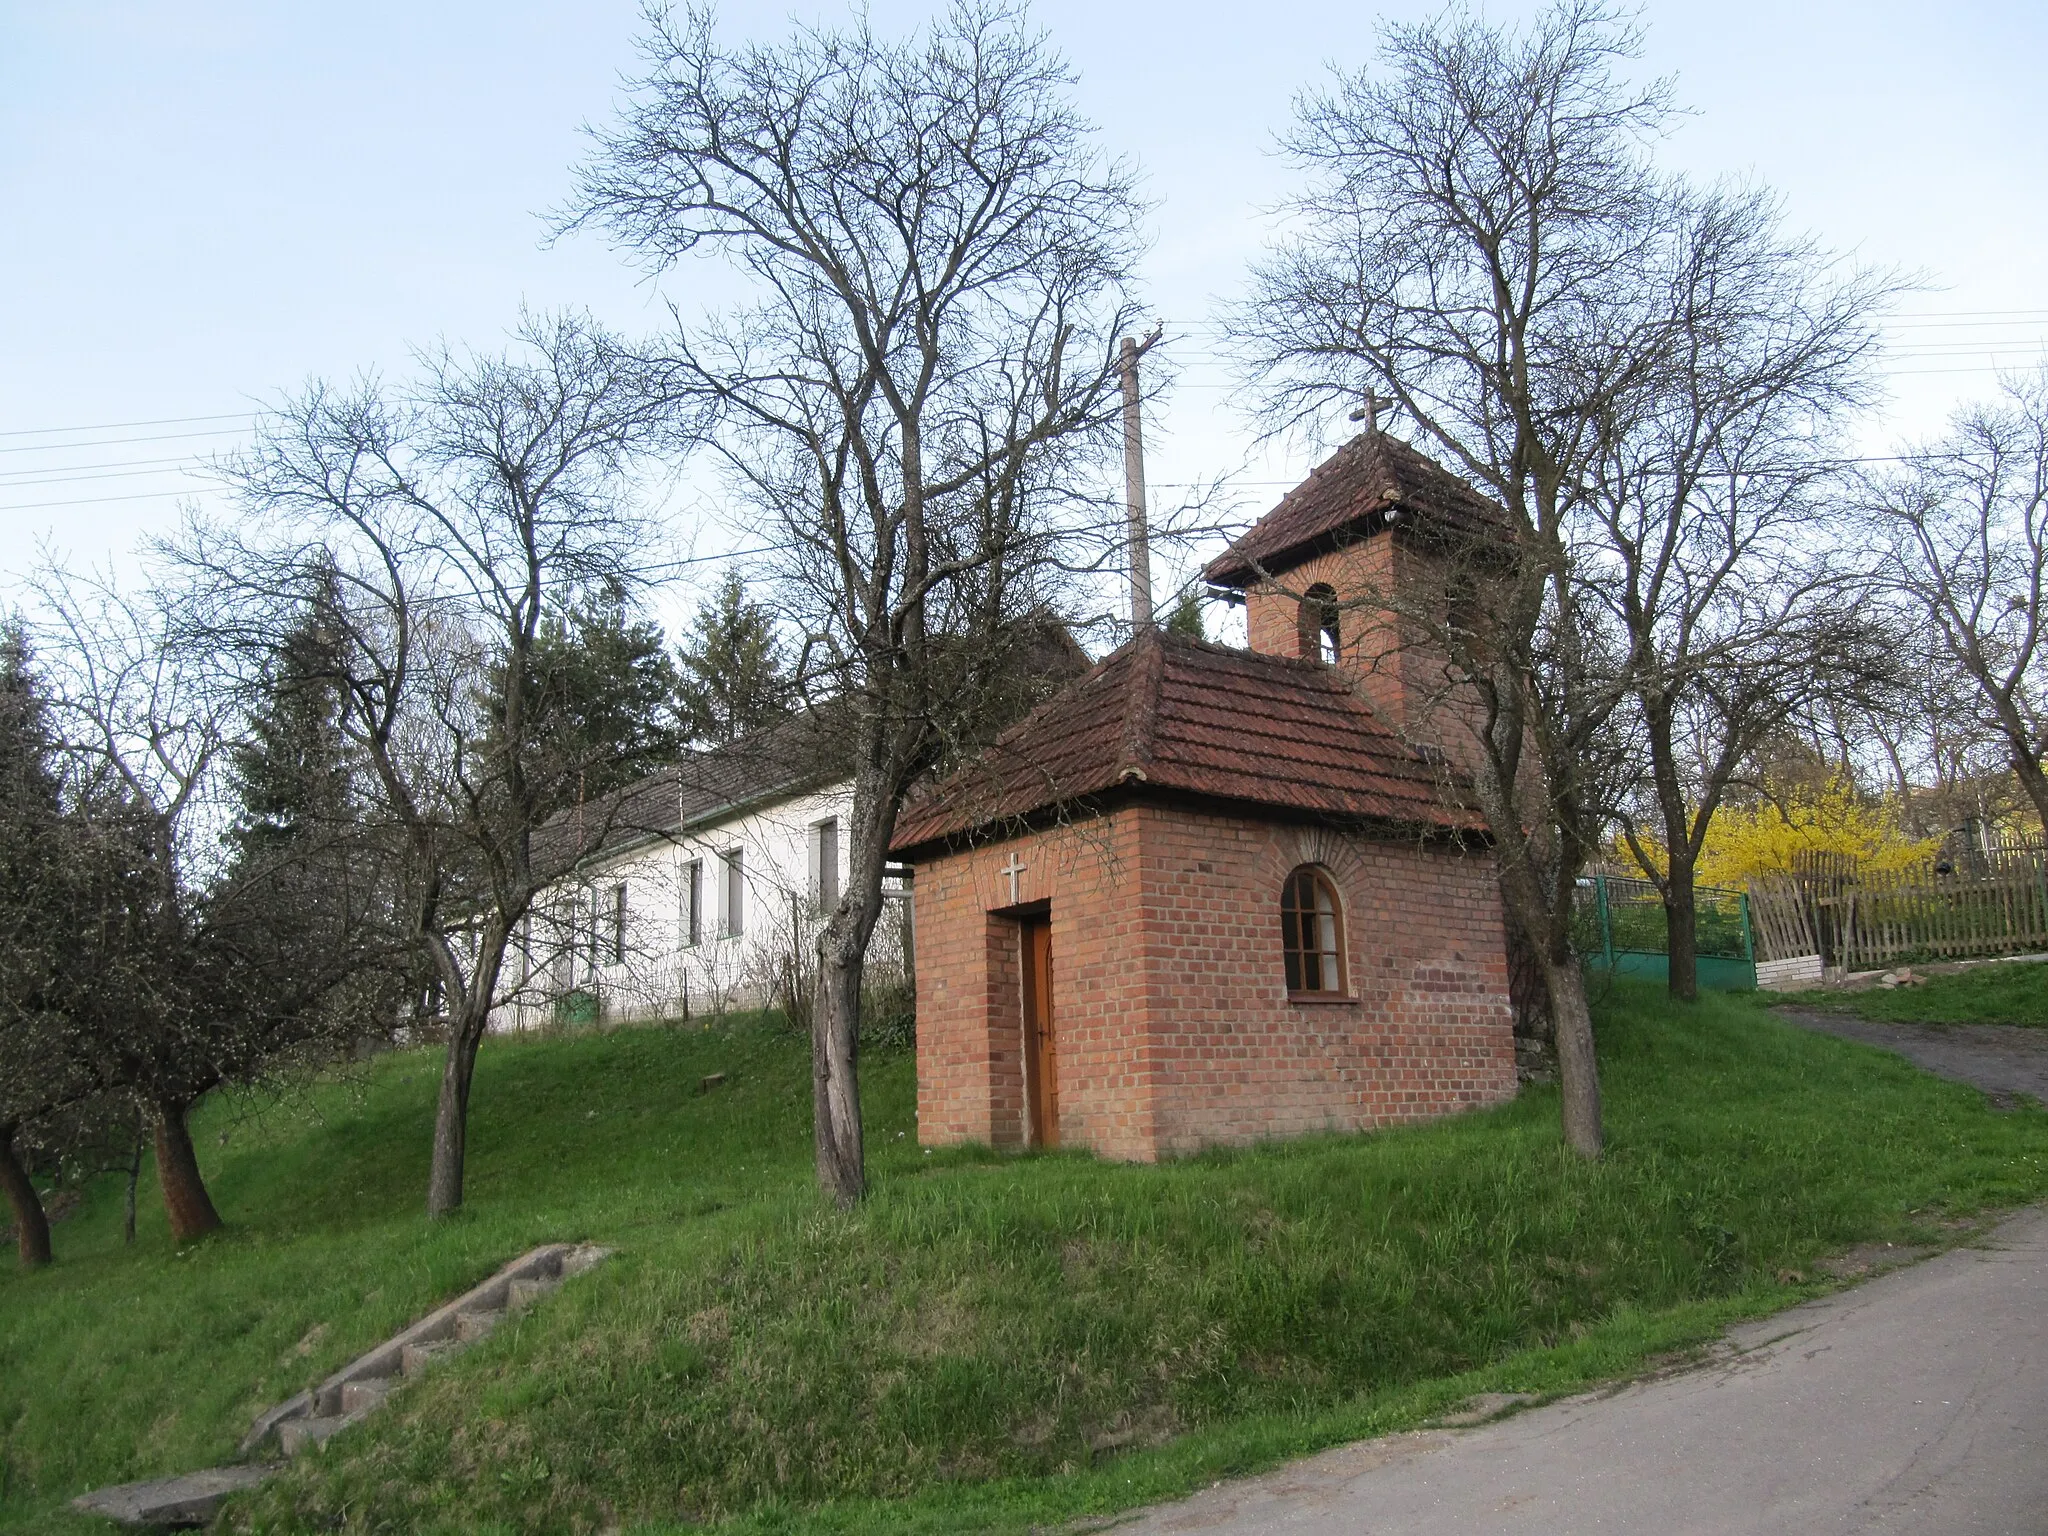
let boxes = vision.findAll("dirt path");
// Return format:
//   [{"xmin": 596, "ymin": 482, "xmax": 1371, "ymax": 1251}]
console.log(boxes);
[{"xmin": 1773, "ymin": 1008, "xmax": 2048, "ymax": 1107}]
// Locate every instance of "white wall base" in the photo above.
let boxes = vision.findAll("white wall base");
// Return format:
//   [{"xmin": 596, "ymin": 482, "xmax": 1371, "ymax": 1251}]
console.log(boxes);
[{"xmin": 1756, "ymin": 954, "xmax": 1824, "ymax": 991}]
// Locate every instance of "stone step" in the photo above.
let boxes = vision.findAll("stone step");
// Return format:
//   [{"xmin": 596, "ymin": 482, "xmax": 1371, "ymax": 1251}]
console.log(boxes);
[
  {"xmin": 339, "ymin": 1377, "xmax": 393, "ymax": 1415},
  {"xmin": 278, "ymin": 1414, "xmax": 350, "ymax": 1456},
  {"xmin": 75, "ymin": 1243, "xmax": 616, "ymax": 1522},
  {"xmin": 507, "ymin": 1276, "xmax": 556, "ymax": 1311},
  {"xmin": 71, "ymin": 1465, "xmax": 273, "ymax": 1527},
  {"xmin": 401, "ymin": 1339, "xmax": 450, "ymax": 1377}
]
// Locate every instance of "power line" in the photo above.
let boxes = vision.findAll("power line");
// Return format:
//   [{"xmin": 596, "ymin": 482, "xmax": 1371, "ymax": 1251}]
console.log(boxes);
[
  {"xmin": 1890, "ymin": 307, "xmax": 2048, "ymax": 321},
  {"xmin": 1170, "ymin": 309, "xmax": 2048, "ymax": 327},
  {"xmin": 0, "ymin": 453, "xmax": 209, "ymax": 482},
  {"xmin": 0, "ymin": 465, "xmax": 219, "ymax": 491},
  {"xmin": 0, "ymin": 427, "xmax": 252, "ymax": 456},
  {"xmin": 1888, "ymin": 348, "xmax": 2048, "ymax": 359},
  {"xmin": 638, "ymin": 543, "xmax": 801, "ymax": 574},
  {"xmin": 1888, "ymin": 364, "xmax": 2034, "ymax": 378},
  {"xmin": 0, "ymin": 489, "xmax": 210, "ymax": 512},
  {"xmin": 0, "ymin": 411, "xmax": 255, "ymax": 440}
]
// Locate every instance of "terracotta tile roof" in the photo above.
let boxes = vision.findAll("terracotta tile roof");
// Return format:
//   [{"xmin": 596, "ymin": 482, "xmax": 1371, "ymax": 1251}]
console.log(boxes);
[
  {"xmin": 890, "ymin": 630, "xmax": 1483, "ymax": 855},
  {"xmin": 1204, "ymin": 431, "xmax": 1511, "ymax": 588}
]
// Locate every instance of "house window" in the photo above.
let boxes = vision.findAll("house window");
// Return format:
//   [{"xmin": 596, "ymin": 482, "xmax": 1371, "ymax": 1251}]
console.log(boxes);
[
  {"xmin": 684, "ymin": 859, "xmax": 703, "ymax": 947},
  {"xmin": 609, "ymin": 882, "xmax": 628, "ymax": 965},
  {"xmin": 1281, "ymin": 865, "xmax": 1346, "ymax": 994},
  {"xmin": 1298, "ymin": 584, "xmax": 1341, "ymax": 664},
  {"xmin": 721, "ymin": 849, "xmax": 745, "ymax": 938},
  {"xmin": 562, "ymin": 889, "xmax": 595, "ymax": 972},
  {"xmin": 812, "ymin": 816, "xmax": 841, "ymax": 914}
]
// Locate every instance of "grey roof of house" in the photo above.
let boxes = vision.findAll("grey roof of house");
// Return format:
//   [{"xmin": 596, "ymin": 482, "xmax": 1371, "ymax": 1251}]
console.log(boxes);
[{"xmin": 531, "ymin": 710, "xmax": 847, "ymax": 881}]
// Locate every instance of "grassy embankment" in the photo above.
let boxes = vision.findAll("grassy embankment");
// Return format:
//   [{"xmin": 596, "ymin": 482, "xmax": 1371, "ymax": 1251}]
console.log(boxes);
[
  {"xmin": 4, "ymin": 984, "xmax": 2047, "ymax": 1535},
  {"xmin": 1777, "ymin": 959, "xmax": 2048, "ymax": 1026}
]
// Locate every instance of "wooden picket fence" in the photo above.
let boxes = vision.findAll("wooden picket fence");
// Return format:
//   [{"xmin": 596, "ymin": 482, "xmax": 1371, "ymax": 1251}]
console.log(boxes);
[
  {"xmin": 1833, "ymin": 863, "xmax": 2048, "ymax": 969},
  {"xmin": 1748, "ymin": 859, "xmax": 2048, "ymax": 973},
  {"xmin": 1745, "ymin": 876, "xmax": 1817, "ymax": 963}
]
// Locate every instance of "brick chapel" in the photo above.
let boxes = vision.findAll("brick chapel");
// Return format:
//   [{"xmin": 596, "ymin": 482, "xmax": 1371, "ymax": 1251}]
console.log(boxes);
[{"xmin": 889, "ymin": 430, "xmax": 1520, "ymax": 1161}]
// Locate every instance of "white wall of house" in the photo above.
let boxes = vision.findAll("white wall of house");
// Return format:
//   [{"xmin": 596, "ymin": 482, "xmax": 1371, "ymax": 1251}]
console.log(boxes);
[{"xmin": 492, "ymin": 779, "xmax": 911, "ymax": 1030}]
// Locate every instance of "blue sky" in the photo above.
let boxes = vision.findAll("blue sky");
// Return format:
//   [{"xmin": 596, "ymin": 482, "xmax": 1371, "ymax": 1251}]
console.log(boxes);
[{"xmin": 4, "ymin": 0, "xmax": 2045, "ymax": 621}]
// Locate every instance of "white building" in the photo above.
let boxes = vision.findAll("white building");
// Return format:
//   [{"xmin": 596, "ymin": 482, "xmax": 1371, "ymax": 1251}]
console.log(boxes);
[{"xmin": 493, "ymin": 714, "xmax": 910, "ymax": 1030}]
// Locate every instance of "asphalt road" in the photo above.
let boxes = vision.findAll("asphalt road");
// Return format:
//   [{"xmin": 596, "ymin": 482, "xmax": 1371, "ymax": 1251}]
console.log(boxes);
[
  {"xmin": 1117, "ymin": 1206, "xmax": 2048, "ymax": 1536},
  {"xmin": 1774, "ymin": 1007, "xmax": 2048, "ymax": 1107}
]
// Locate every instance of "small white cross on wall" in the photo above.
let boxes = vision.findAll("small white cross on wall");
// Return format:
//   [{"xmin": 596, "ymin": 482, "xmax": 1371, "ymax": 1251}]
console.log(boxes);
[{"xmin": 999, "ymin": 851, "xmax": 1028, "ymax": 905}]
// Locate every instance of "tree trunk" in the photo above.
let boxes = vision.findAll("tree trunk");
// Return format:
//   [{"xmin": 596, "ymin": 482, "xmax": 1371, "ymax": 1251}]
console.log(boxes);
[
  {"xmin": 810, "ymin": 747, "xmax": 904, "ymax": 1209},
  {"xmin": 153, "ymin": 1100, "xmax": 223, "ymax": 1242},
  {"xmin": 0, "ymin": 1125, "xmax": 52, "ymax": 1269},
  {"xmin": 1664, "ymin": 851, "xmax": 1700, "ymax": 1003},
  {"xmin": 2008, "ymin": 745, "xmax": 2048, "ymax": 840},
  {"xmin": 1501, "ymin": 900, "xmax": 1554, "ymax": 1043},
  {"xmin": 1640, "ymin": 691, "xmax": 1702, "ymax": 1004},
  {"xmin": 1493, "ymin": 836, "xmax": 1604, "ymax": 1159},
  {"xmin": 1542, "ymin": 958, "xmax": 1604, "ymax": 1158},
  {"xmin": 813, "ymin": 915, "xmax": 867, "ymax": 1209},
  {"xmin": 426, "ymin": 1016, "xmax": 485, "ymax": 1218},
  {"xmin": 124, "ymin": 1126, "xmax": 144, "ymax": 1246}
]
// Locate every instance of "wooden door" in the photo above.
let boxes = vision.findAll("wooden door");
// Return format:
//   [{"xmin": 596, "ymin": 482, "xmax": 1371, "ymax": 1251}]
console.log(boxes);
[{"xmin": 1021, "ymin": 916, "xmax": 1058, "ymax": 1147}]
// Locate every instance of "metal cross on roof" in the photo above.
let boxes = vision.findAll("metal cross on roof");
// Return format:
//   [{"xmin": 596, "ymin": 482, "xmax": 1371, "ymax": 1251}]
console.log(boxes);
[{"xmin": 1349, "ymin": 390, "xmax": 1396, "ymax": 435}]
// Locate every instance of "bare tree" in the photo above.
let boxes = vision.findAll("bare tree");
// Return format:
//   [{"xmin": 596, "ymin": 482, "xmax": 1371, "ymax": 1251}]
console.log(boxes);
[
  {"xmin": 1846, "ymin": 629, "xmax": 2031, "ymax": 846},
  {"xmin": 201, "ymin": 311, "xmax": 667, "ymax": 1217},
  {"xmin": 1580, "ymin": 183, "xmax": 1893, "ymax": 998},
  {"xmin": 16, "ymin": 566, "xmax": 393, "ymax": 1244},
  {"xmin": 1233, "ymin": 0, "xmax": 1700, "ymax": 1156},
  {"xmin": 1865, "ymin": 369, "xmax": 2048, "ymax": 837},
  {"xmin": 567, "ymin": 3, "xmax": 1144, "ymax": 1204},
  {"xmin": 28, "ymin": 572, "xmax": 236, "ymax": 1240}
]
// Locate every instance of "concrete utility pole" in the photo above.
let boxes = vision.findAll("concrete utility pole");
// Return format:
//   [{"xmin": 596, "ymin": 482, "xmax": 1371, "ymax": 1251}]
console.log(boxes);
[{"xmin": 1120, "ymin": 328, "xmax": 1163, "ymax": 630}]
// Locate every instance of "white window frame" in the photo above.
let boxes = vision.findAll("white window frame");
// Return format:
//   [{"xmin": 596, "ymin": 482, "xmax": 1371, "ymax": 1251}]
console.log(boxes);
[
  {"xmin": 811, "ymin": 816, "xmax": 841, "ymax": 914},
  {"xmin": 721, "ymin": 848, "xmax": 745, "ymax": 938}
]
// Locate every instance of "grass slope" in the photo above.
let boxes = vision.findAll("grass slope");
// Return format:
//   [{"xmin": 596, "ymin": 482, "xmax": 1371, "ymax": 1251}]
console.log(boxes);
[
  {"xmin": 1777, "ymin": 960, "xmax": 2048, "ymax": 1026},
  {"xmin": 3, "ymin": 987, "xmax": 2045, "ymax": 1535}
]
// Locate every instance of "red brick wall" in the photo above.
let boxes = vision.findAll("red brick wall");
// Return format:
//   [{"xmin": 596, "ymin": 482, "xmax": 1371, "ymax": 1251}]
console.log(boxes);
[
  {"xmin": 1243, "ymin": 536, "xmax": 1493, "ymax": 784},
  {"xmin": 1246, "ymin": 539, "xmax": 1406, "ymax": 726},
  {"xmin": 909, "ymin": 799, "xmax": 1516, "ymax": 1162},
  {"xmin": 1132, "ymin": 803, "xmax": 1515, "ymax": 1155},
  {"xmin": 911, "ymin": 810, "xmax": 1161, "ymax": 1160}
]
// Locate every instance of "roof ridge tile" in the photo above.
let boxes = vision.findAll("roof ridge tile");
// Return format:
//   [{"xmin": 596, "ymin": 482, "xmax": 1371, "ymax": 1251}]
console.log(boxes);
[
  {"xmin": 1114, "ymin": 633, "xmax": 1166, "ymax": 781},
  {"xmin": 1203, "ymin": 429, "xmax": 1510, "ymax": 587}
]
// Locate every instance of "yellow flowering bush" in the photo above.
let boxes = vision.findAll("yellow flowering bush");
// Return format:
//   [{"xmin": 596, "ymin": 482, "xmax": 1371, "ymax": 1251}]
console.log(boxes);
[{"xmin": 1693, "ymin": 777, "xmax": 1940, "ymax": 887}]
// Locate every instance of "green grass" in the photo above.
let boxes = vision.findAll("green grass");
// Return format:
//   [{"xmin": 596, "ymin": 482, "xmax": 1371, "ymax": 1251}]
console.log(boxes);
[
  {"xmin": 1777, "ymin": 959, "xmax": 2048, "ymax": 1025},
  {"xmin": 4, "ymin": 987, "xmax": 2047, "ymax": 1536}
]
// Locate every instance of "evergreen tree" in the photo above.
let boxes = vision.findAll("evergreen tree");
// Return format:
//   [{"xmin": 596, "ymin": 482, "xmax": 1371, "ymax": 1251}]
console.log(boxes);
[
  {"xmin": 0, "ymin": 634, "xmax": 151, "ymax": 1262},
  {"xmin": 0, "ymin": 630, "xmax": 69, "ymax": 1266},
  {"xmin": 673, "ymin": 572, "xmax": 794, "ymax": 745},
  {"xmin": 515, "ymin": 583, "xmax": 684, "ymax": 800},
  {"xmin": 226, "ymin": 588, "xmax": 352, "ymax": 862},
  {"xmin": 1165, "ymin": 590, "xmax": 1206, "ymax": 641}
]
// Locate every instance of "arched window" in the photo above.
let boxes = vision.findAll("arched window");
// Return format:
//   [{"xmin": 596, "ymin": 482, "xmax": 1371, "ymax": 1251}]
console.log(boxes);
[
  {"xmin": 1297, "ymin": 583, "xmax": 1341, "ymax": 664},
  {"xmin": 1280, "ymin": 865, "xmax": 1346, "ymax": 994}
]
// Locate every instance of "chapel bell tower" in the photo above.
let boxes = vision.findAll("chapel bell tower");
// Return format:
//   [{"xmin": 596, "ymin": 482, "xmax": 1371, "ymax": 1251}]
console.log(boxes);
[{"xmin": 1201, "ymin": 426, "xmax": 1508, "ymax": 780}]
